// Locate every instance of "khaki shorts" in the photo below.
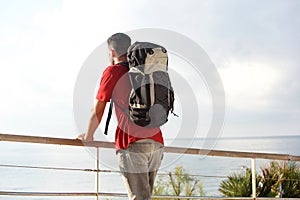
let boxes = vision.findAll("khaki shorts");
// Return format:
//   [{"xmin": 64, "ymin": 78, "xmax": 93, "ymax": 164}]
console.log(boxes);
[{"xmin": 117, "ymin": 139, "xmax": 164, "ymax": 200}]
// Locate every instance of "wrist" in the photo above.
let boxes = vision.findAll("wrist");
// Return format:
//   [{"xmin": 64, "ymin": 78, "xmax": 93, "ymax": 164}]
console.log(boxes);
[{"xmin": 84, "ymin": 134, "xmax": 94, "ymax": 141}]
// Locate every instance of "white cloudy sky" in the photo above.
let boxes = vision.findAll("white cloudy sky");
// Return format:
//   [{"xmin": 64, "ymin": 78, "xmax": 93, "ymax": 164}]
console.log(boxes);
[{"xmin": 0, "ymin": 0, "xmax": 299, "ymax": 139}]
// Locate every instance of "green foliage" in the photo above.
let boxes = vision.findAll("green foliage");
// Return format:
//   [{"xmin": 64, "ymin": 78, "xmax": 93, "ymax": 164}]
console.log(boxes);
[
  {"xmin": 257, "ymin": 161, "xmax": 300, "ymax": 197},
  {"xmin": 219, "ymin": 168, "xmax": 253, "ymax": 197},
  {"xmin": 153, "ymin": 166, "xmax": 205, "ymax": 200},
  {"xmin": 275, "ymin": 161, "xmax": 300, "ymax": 197},
  {"xmin": 219, "ymin": 161, "xmax": 300, "ymax": 198},
  {"xmin": 258, "ymin": 161, "xmax": 281, "ymax": 197}
]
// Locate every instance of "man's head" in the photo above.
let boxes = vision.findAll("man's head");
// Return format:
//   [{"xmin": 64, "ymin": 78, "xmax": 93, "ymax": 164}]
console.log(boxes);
[{"xmin": 107, "ymin": 33, "xmax": 131, "ymax": 60}]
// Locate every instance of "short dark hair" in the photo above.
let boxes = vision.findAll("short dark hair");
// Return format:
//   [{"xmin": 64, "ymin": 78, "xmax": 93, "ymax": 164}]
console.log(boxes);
[{"xmin": 107, "ymin": 33, "xmax": 131, "ymax": 57}]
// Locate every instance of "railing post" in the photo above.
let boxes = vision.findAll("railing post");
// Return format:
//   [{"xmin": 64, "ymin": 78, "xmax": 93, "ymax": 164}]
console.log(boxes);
[
  {"xmin": 251, "ymin": 158, "xmax": 257, "ymax": 199},
  {"xmin": 95, "ymin": 147, "xmax": 100, "ymax": 200}
]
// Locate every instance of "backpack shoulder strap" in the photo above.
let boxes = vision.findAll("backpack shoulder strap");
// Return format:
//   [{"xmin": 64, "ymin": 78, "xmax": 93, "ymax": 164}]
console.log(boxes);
[
  {"xmin": 104, "ymin": 99, "xmax": 131, "ymax": 135},
  {"xmin": 103, "ymin": 62, "xmax": 129, "ymax": 135},
  {"xmin": 104, "ymin": 99, "xmax": 114, "ymax": 135}
]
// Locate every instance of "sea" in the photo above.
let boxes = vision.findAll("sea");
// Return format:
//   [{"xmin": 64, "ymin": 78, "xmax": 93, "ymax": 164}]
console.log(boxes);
[{"xmin": 0, "ymin": 135, "xmax": 299, "ymax": 200}]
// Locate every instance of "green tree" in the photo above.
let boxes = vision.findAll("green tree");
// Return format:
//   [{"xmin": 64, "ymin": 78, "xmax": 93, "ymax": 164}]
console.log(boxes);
[
  {"xmin": 258, "ymin": 161, "xmax": 300, "ymax": 197},
  {"xmin": 277, "ymin": 161, "xmax": 300, "ymax": 197},
  {"xmin": 153, "ymin": 166, "xmax": 205, "ymax": 200},
  {"xmin": 219, "ymin": 161, "xmax": 300, "ymax": 198},
  {"xmin": 257, "ymin": 161, "xmax": 278, "ymax": 197},
  {"xmin": 219, "ymin": 168, "xmax": 253, "ymax": 197}
]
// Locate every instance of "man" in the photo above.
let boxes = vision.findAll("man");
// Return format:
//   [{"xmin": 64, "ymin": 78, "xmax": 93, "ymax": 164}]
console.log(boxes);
[{"xmin": 77, "ymin": 33, "xmax": 164, "ymax": 200}]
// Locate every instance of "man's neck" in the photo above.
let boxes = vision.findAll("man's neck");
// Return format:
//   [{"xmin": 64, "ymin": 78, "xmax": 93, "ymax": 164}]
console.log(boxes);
[{"xmin": 113, "ymin": 55, "xmax": 127, "ymax": 64}]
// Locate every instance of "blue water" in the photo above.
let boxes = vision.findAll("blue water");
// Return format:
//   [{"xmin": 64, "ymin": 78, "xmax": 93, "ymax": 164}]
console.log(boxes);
[{"xmin": 0, "ymin": 135, "xmax": 299, "ymax": 199}]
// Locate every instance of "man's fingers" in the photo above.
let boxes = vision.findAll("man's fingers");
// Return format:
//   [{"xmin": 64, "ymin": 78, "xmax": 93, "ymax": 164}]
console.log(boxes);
[{"xmin": 76, "ymin": 133, "xmax": 85, "ymax": 140}]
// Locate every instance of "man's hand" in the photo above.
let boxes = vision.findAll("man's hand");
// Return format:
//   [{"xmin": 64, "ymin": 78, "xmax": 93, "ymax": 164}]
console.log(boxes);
[{"xmin": 76, "ymin": 133, "xmax": 94, "ymax": 142}]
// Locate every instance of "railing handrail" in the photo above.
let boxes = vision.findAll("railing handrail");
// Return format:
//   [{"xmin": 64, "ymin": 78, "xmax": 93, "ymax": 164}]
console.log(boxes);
[
  {"xmin": 1, "ymin": 133, "xmax": 300, "ymax": 199},
  {"xmin": 1, "ymin": 191, "xmax": 289, "ymax": 200},
  {"xmin": 1, "ymin": 133, "xmax": 299, "ymax": 161}
]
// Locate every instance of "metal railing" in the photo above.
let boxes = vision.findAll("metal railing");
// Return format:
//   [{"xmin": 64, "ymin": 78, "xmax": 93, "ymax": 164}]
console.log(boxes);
[{"xmin": 0, "ymin": 133, "xmax": 300, "ymax": 199}]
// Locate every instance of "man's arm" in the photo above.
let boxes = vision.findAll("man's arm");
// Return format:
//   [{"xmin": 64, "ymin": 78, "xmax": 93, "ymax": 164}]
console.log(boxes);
[{"xmin": 77, "ymin": 100, "xmax": 107, "ymax": 141}]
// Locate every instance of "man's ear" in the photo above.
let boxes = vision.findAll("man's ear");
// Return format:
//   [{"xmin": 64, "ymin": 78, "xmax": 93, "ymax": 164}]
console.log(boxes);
[{"xmin": 110, "ymin": 48, "xmax": 117, "ymax": 58}]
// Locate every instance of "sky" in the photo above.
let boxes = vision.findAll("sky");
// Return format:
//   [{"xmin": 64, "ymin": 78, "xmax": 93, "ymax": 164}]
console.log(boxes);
[{"xmin": 0, "ymin": 0, "xmax": 299, "ymax": 140}]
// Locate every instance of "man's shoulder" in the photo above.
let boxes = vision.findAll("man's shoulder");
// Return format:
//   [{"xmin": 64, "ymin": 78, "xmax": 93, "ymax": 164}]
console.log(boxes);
[
  {"xmin": 104, "ymin": 63, "xmax": 128, "ymax": 74},
  {"xmin": 102, "ymin": 64, "xmax": 128, "ymax": 81},
  {"xmin": 103, "ymin": 65, "xmax": 115, "ymax": 73}
]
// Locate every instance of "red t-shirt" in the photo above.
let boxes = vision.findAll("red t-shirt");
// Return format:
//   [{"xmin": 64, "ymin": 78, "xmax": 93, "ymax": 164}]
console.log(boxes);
[{"xmin": 96, "ymin": 62, "xmax": 164, "ymax": 150}]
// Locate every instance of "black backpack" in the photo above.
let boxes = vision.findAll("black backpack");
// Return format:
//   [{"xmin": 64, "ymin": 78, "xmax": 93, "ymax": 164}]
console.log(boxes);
[
  {"xmin": 127, "ymin": 41, "xmax": 175, "ymax": 127},
  {"xmin": 104, "ymin": 42, "xmax": 175, "ymax": 134}
]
